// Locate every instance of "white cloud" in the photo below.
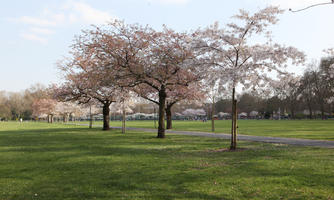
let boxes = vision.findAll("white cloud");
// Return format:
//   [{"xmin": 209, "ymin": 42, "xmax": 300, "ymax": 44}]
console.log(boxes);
[
  {"xmin": 146, "ymin": 0, "xmax": 190, "ymax": 5},
  {"xmin": 11, "ymin": 1, "xmax": 117, "ymax": 44},
  {"xmin": 16, "ymin": 16, "xmax": 57, "ymax": 27},
  {"xmin": 68, "ymin": 1, "xmax": 115, "ymax": 24},
  {"xmin": 20, "ymin": 33, "xmax": 48, "ymax": 44},
  {"xmin": 30, "ymin": 27, "xmax": 55, "ymax": 35}
]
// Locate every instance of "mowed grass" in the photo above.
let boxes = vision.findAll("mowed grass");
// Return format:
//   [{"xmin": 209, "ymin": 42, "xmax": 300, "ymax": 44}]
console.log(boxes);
[
  {"xmin": 0, "ymin": 122, "xmax": 333, "ymax": 200},
  {"xmin": 78, "ymin": 119, "xmax": 334, "ymax": 140}
]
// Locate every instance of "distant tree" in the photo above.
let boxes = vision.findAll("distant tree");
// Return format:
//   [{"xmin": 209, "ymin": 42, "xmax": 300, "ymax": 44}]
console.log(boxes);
[
  {"xmin": 273, "ymin": 74, "xmax": 301, "ymax": 119},
  {"xmin": 299, "ymin": 61, "xmax": 318, "ymax": 119},
  {"xmin": 32, "ymin": 98, "xmax": 57, "ymax": 123},
  {"xmin": 7, "ymin": 92, "xmax": 25, "ymax": 120},
  {"xmin": 55, "ymin": 102, "xmax": 82, "ymax": 123},
  {"xmin": 0, "ymin": 91, "xmax": 11, "ymax": 120},
  {"xmin": 22, "ymin": 84, "xmax": 48, "ymax": 119},
  {"xmin": 238, "ymin": 93, "xmax": 259, "ymax": 114}
]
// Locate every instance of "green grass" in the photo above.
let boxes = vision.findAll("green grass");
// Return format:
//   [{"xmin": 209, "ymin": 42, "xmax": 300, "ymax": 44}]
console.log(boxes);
[
  {"xmin": 77, "ymin": 119, "xmax": 334, "ymax": 140},
  {"xmin": 0, "ymin": 122, "xmax": 333, "ymax": 199}
]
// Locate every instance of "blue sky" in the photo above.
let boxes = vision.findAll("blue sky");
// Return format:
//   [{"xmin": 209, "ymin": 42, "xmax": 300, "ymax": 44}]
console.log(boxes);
[{"xmin": 1, "ymin": 0, "xmax": 333, "ymax": 92}]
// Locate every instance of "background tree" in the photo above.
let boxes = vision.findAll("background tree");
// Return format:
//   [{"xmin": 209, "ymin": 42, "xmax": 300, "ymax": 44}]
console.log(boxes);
[
  {"xmin": 273, "ymin": 74, "xmax": 301, "ymax": 119},
  {"xmin": 0, "ymin": 91, "xmax": 11, "ymax": 120},
  {"xmin": 32, "ymin": 98, "xmax": 57, "ymax": 123},
  {"xmin": 299, "ymin": 62, "xmax": 318, "ymax": 119}
]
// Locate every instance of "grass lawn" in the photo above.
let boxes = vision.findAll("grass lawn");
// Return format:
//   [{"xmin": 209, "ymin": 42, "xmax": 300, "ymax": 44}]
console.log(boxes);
[
  {"xmin": 77, "ymin": 119, "xmax": 334, "ymax": 140},
  {"xmin": 0, "ymin": 122, "xmax": 333, "ymax": 200}
]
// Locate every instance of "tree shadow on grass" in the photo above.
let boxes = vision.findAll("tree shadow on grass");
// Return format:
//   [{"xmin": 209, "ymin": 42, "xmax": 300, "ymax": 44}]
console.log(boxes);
[{"xmin": 1, "ymin": 126, "xmax": 333, "ymax": 199}]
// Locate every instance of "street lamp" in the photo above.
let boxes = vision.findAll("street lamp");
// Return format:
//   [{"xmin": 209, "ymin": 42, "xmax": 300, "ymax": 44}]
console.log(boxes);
[{"xmin": 289, "ymin": 0, "xmax": 334, "ymax": 12}]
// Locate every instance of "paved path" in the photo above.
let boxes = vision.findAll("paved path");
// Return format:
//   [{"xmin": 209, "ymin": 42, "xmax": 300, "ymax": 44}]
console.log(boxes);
[{"xmin": 68, "ymin": 123, "xmax": 334, "ymax": 148}]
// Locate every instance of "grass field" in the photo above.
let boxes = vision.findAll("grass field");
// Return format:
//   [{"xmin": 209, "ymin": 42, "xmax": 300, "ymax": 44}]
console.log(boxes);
[
  {"xmin": 77, "ymin": 119, "xmax": 334, "ymax": 140},
  {"xmin": 0, "ymin": 122, "xmax": 333, "ymax": 199}
]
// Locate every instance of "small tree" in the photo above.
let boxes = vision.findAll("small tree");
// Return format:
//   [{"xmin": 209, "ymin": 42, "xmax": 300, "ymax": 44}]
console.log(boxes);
[{"xmin": 197, "ymin": 6, "xmax": 305, "ymax": 149}]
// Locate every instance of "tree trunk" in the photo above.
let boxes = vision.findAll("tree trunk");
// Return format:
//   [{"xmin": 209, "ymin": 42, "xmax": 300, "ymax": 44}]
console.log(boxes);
[
  {"xmin": 122, "ymin": 102, "xmax": 126, "ymax": 134},
  {"xmin": 211, "ymin": 97, "xmax": 215, "ymax": 132},
  {"xmin": 166, "ymin": 105, "xmax": 172, "ymax": 130},
  {"xmin": 47, "ymin": 115, "xmax": 50, "ymax": 123},
  {"xmin": 102, "ymin": 102, "xmax": 111, "ymax": 130},
  {"xmin": 230, "ymin": 87, "xmax": 237, "ymax": 150},
  {"xmin": 233, "ymin": 100, "xmax": 237, "ymax": 148},
  {"xmin": 89, "ymin": 114, "xmax": 93, "ymax": 128},
  {"xmin": 308, "ymin": 103, "xmax": 313, "ymax": 119},
  {"xmin": 157, "ymin": 87, "xmax": 166, "ymax": 138},
  {"xmin": 89, "ymin": 106, "xmax": 93, "ymax": 128},
  {"xmin": 50, "ymin": 114, "xmax": 53, "ymax": 124},
  {"xmin": 291, "ymin": 109, "xmax": 295, "ymax": 119},
  {"xmin": 63, "ymin": 114, "xmax": 67, "ymax": 123},
  {"xmin": 154, "ymin": 106, "xmax": 157, "ymax": 129},
  {"xmin": 321, "ymin": 103, "xmax": 325, "ymax": 120}
]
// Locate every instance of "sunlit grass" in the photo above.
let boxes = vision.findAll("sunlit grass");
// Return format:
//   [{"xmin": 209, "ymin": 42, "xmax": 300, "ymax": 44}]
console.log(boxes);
[
  {"xmin": 0, "ymin": 122, "xmax": 333, "ymax": 199},
  {"xmin": 75, "ymin": 119, "xmax": 334, "ymax": 140}
]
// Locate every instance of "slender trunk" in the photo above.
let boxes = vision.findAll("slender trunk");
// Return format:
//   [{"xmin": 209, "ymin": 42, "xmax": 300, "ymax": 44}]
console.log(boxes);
[
  {"xmin": 50, "ymin": 114, "xmax": 53, "ymax": 124},
  {"xmin": 89, "ymin": 105, "xmax": 93, "ymax": 129},
  {"xmin": 230, "ymin": 89, "xmax": 234, "ymax": 149},
  {"xmin": 89, "ymin": 114, "xmax": 93, "ymax": 128},
  {"xmin": 230, "ymin": 87, "xmax": 237, "ymax": 150},
  {"xmin": 102, "ymin": 102, "xmax": 111, "ymax": 130},
  {"xmin": 291, "ymin": 109, "xmax": 295, "ymax": 119},
  {"xmin": 308, "ymin": 102, "xmax": 313, "ymax": 119},
  {"xmin": 233, "ymin": 100, "xmax": 237, "ymax": 148},
  {"xmin": 154, "ymin": 106, "xmax": 157, "ymax": 129},
  {"xmin": 211, "ymin": 97, "xmax": 215, "ymax": 132},
  {"xmin": 321, "ymin": 103, "xmax": 325, "ymax": 120},
  {"xmin": 47, "ymin": 115, "xmax": 50, "ymax": 123},
  {"xmin": 122, "ymin": 101, "xmax": 126, "ymax": 134},
  {"xmin": 157, "ymin": 87, "xmax": 166, "ymax": 138},
  {"xmin": 166, "ymin": 105, "xmax": 172, "ymax": 129}
]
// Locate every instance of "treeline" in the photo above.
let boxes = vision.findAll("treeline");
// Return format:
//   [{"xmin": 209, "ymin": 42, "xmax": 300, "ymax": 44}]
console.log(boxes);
[
  {"xmin": 0, "ymin": 84, "xmax": 48, "ymax": 120},
  {"xmin": 214, "ymin": 57, "xmax": 334, "ymax": 119}
]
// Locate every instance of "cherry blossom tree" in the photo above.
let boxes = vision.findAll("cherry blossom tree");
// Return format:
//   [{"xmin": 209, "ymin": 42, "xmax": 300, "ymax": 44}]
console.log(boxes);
[
  {"xmin": 55, "ymin": 102, "xmax": 82, "ymax": 123},
  {"xmin": 32, "ymin": 98, "xmax": 57, "ymax": 123},
  {"xmin": 88, "ymin": 21, "xmax": 204, "ymax": 138},
  {"xmin": 54, "ymin": 28, "xmax": 126, "ymax": 130},
  {"xmin": 53, "ymin": 70, "xmax": 119, "ymax": 130},
  {"xmin": 196, "ymin": 6, "xmax": 305, "ymax": 149}
]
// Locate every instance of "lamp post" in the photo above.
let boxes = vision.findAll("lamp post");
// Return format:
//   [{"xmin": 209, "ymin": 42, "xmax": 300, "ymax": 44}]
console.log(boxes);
[{"xmin": 289, "ymin": 0, "xmax": 333, "ymax": 12}]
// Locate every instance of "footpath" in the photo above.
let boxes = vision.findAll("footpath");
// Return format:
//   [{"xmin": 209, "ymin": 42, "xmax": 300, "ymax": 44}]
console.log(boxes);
[{"xmin": 68, "ymin": 123, "xmax": 334, "ymax": 148}]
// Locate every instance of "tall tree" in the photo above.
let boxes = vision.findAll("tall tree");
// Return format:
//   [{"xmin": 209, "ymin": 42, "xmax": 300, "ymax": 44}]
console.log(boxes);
[
  {"xmin": 196, "ymin": 6, "xmax": 305, "ymax": 149},
  {"xmin": 89, "ymin": 22, "xmax": 203, "ymax": 138}
]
